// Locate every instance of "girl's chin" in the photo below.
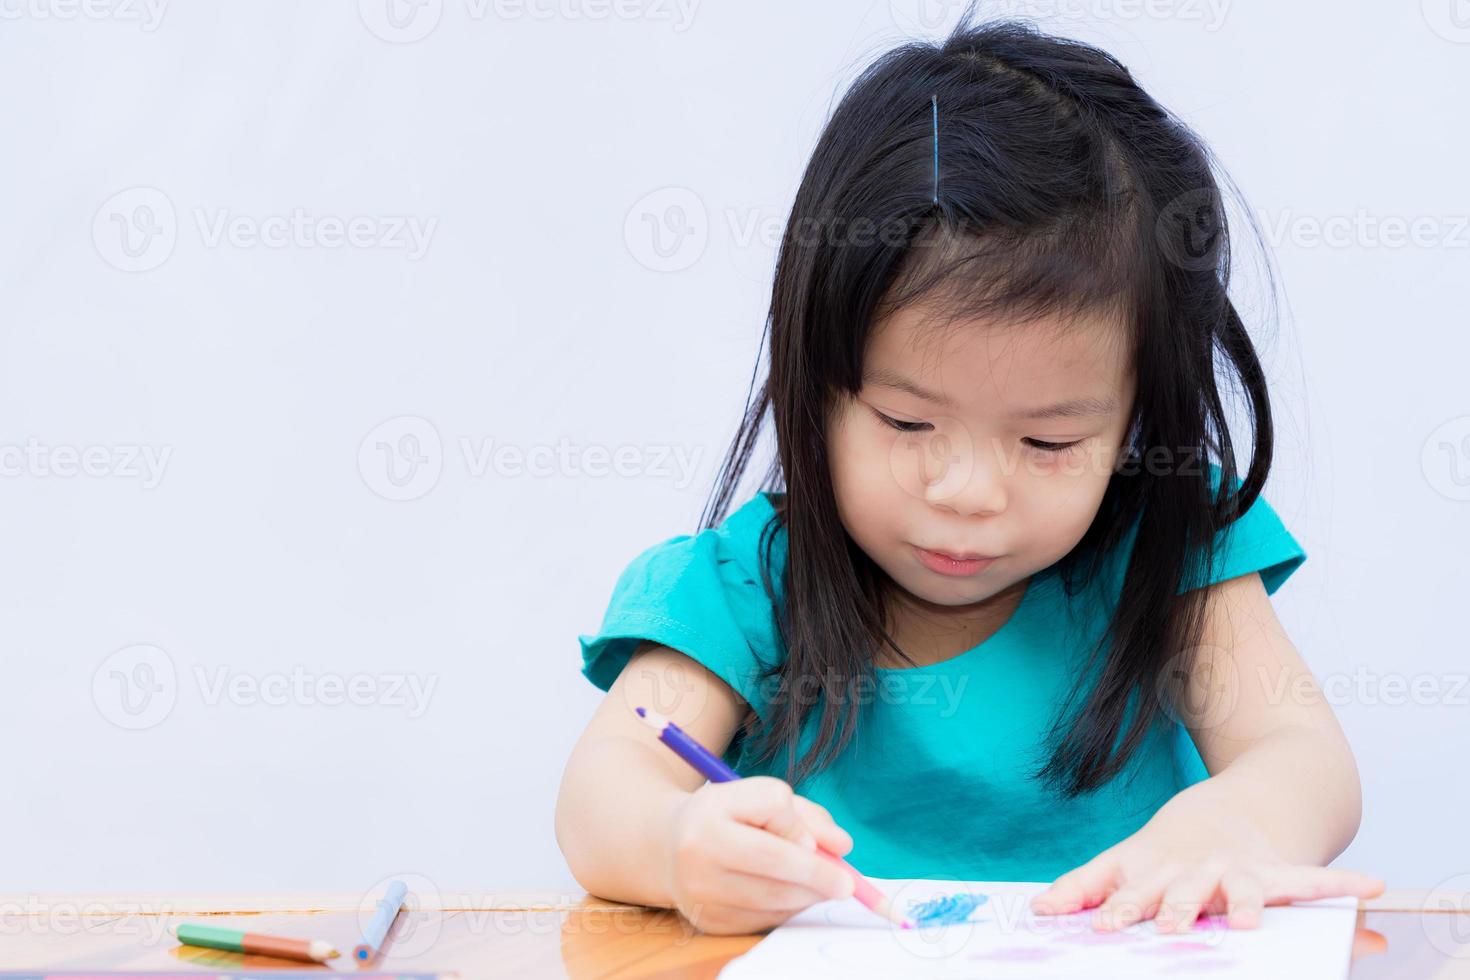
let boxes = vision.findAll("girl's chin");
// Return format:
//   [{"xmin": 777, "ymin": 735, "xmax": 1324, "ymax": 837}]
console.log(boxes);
[{"xmin": 891, "ymin": 575, "xmax": 996, "ymax": 609}]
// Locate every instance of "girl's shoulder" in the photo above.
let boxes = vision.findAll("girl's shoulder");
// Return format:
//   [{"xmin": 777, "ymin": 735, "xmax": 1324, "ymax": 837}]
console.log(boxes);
[
  {"xmin": 578, "ymin": 491, "xmax": 788, "ymax": 718},
  {"xmin": 1096, "ymin": 461, "xmax": 1307, "ymax": 600}
]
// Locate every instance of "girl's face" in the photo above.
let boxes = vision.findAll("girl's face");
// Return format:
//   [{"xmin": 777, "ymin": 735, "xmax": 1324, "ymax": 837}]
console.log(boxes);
[{"xmin": 827, "ymin": 301, "xmax": 1137, "ymax": 613}]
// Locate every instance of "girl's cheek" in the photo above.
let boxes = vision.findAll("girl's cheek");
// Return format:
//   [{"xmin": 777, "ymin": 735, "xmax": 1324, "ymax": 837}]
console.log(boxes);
[{"xmin": 1039, "ymin": 477, "xmax": 1111, "ymax": 540}]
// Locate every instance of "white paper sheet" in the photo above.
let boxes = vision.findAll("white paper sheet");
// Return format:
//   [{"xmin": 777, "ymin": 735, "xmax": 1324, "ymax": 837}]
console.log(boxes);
[{"xmin": 718, "ymin": 878, "xmax": 1358, "ymax": 979}]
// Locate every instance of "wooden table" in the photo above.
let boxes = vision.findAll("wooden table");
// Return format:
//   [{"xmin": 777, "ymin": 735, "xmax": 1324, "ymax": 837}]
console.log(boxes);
[{"xmin": 3, "ymin": 889, "xmax": 1469, "ymax": 978}]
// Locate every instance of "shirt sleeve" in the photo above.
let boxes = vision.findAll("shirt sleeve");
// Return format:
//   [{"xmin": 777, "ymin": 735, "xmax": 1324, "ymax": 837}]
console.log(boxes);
[
  {"xmin": 1176, "ymin": 462, "xmax": 1307, "ymax": 596},
  {"xmin": 578, "ymin": 525, "xmax": 784, "ymax": 722}
]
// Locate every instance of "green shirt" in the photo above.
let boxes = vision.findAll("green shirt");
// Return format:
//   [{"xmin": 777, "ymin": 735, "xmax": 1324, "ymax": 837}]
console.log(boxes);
[{"xmin": 579, "ymin": 464, "xmax": 1307, "ymax": 882}]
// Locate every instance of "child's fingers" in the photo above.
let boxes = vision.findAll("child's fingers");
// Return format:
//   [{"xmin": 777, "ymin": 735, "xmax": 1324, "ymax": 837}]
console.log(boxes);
[
  {"xmin": 716, "ymin": 777, "xmax": 815, "ymax": 848},
  {"xmin": 1030, "ymin": 852, "xmax": 1121, "ymax": 914},
  {"xmin": 707, "ymin": 867, "xmax": 837, "ymax": 914},
  {"xmin": 1154, "ymin": 863, "xmax": 1225, "ymax": 933},
  {"xmin": 719, "ymin": 820, "xmax": 854, "ymax": 900},
  {"xmin": 1093, "ymin": 865, "xmax": 1177, "ymax": 931},
  {"xmin": 685, "ymin": 909, "xmax": 775, "ymax": 936},
  {"xmin": 793, "ymin": 796, "xmax": 853, "ymax": 855},
  {"xmin": 1220, "ymin": 870, "xmax": 1265, "ymax": 929},
  {"xmin": 1262, "ymin": 866, "xmax": 1386, "ymax": 904},
  {"xmin": 678, "ymin": 899, "xmax": 792, "ymax": 937}
]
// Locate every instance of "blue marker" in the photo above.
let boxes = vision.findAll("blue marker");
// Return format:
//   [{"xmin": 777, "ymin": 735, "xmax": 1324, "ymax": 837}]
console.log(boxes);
[{"xmin": 354, "ymin": 879, "xmax": 408, "ymax": 961}]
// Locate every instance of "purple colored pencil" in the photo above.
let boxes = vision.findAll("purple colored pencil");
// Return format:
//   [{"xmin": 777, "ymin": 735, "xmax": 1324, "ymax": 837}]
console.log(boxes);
[
  {"xmin": 636, "ymin": 706, "xmax": 741, "ymax": 783},
  {"xmin": 634, "ymin": 705, "xmax": 913, "ymax": 929}
]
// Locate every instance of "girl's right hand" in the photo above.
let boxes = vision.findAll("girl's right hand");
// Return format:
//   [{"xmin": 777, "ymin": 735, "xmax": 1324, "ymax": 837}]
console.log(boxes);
[{"xmin": 663, "ymin": 776, "xmax": 858, "ymax": 935}]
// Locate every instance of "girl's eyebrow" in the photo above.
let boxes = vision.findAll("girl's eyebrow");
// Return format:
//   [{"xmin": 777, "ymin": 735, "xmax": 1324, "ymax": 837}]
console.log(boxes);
[
  {"xmin": 862, "ymin": 367, "xmax": 1117, "ymax": 419},
  {"xmin": 863, "ymin": 367, "xmax": 960, "ymax": 408},
  {"xmin": 1013, "ymin": 396, "xmax": 1118, "ymax": 420}
]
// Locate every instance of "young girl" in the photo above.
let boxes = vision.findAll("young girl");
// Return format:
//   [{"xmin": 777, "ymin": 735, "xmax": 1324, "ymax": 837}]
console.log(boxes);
[{"xmin": 557, "ymin": 13, "xmax": 1383, "ymax": 937}]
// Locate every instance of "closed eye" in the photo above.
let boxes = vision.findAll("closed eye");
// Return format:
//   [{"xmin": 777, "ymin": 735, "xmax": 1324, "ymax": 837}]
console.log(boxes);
[
  {"xmin": 872, "ymin": 409, "xmax": 931, "ymax": 433},
  {"xmin": 1024, "ymin": 438, "xmax": 1082, "ymax": 453},
  {"xmin": 875, "ymin": 408, "xmax": 1082, "ymax": 452}
]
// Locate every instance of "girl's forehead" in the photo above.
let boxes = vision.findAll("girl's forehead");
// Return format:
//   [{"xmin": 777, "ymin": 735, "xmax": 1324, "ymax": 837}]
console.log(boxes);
[{"xmin": 864, "ymin": 305, "xmax": 1134, "ymax": 406}]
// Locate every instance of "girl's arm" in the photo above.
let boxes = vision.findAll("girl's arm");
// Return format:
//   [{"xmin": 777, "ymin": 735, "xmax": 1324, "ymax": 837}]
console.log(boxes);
[
  {"xmin": 555, "ymin": 641, "xmax": 855, "ymax": 932},
  {"xmin": 1170, "ymin": 567, "xmax": 1363, "ymax": 863},
  {"xmin": 1032, "ymin": 570, "xmax": 1384, "ymax": 930}
]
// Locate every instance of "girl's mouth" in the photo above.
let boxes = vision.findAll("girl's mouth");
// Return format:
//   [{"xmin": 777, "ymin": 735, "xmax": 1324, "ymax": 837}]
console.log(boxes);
[{"xmin": 912, "ymin": 545, "xmax": 999, "ymax": 577}]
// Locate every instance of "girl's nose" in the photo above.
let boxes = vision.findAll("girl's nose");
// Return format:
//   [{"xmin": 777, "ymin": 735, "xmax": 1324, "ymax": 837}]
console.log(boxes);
[{"xmin": 922, "ymin": 436, "xmax": 1008, "ymax": 517}]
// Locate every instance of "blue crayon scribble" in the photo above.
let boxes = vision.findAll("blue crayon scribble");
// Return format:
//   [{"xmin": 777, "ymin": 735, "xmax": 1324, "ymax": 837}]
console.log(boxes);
[{"xmin": 908, "ymin": 892, "xmax": 988, "ymax": 927}]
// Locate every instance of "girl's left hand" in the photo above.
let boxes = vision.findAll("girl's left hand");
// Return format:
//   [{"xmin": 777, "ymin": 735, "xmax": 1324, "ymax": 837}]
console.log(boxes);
[{"xmin": 1028, "ymin": 796, "xmax": 1385, "ymax": 933}]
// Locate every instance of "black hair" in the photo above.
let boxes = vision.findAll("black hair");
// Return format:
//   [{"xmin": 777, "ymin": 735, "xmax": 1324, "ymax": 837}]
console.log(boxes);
[{"xmin": 698, "ymin": 8, "xmax": 1277, "ymax": 797}]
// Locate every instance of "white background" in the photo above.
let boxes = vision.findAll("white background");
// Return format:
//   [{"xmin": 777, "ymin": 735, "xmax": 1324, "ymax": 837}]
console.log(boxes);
[{"xmin": 1, "ymin": 0, "xmax": 1467, "ymax": 899}]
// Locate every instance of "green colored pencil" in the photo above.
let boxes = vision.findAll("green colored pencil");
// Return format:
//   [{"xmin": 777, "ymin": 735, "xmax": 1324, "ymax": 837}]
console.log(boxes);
[{"xmin": 173, "ymin": 923, "xmax": 338, "ymax": 963}]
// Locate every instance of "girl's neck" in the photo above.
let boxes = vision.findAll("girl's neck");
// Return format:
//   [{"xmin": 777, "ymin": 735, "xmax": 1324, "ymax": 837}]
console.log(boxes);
[{"xmin": 875, "ymin": 574, "xmax": 1032, "ymax": 669}]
